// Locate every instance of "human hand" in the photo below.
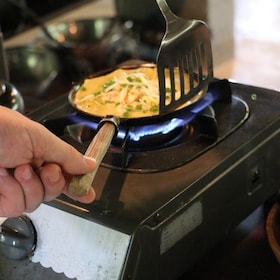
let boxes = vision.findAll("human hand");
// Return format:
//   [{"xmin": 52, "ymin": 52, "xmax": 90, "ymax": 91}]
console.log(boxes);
[{"xmin": 0, "ymin": 106, "xmax": 96, "ymax": 217}]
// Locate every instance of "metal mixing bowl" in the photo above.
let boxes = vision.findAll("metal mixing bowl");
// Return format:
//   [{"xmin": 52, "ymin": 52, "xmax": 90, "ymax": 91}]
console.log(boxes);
[
  {"xmin": 38, "ymin": 18, "xmax": 159, "ymax": 73},
  {"xmin": 5, "ymin": 45, "xmax": 60, "ymax": 97}
]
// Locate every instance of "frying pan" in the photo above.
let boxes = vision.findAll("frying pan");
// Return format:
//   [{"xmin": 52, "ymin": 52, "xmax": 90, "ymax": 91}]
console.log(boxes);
[{"xmin": 68, "ymin": 63, "xmax": 206, "ymax": 196}]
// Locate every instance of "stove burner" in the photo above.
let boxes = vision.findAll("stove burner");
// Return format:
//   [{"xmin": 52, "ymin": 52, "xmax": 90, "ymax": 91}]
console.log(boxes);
[{"xmin": 42, "ymin": 80, "xmax": 249, "ymax": 172}]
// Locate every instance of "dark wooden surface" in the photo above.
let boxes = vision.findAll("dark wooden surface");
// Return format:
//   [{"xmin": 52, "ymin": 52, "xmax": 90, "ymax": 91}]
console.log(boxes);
[{"xmin": 179, "ymin": 202, "xmax": 280, "ymax": 280}]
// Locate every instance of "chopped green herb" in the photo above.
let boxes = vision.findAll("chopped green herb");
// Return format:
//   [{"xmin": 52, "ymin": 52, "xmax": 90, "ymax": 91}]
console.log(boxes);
[
  {"xmin": 123, "ymin": 111, "xmax": 129, "ymax": 117},
  {"xmin": 150, "ymin": 105, "xmax": 158, "ymax": 112},
  {"xmin": 105, "ymin": 100, "xmax": 114, "ymax": 104},
  {"xmin": 94, "ymin": 91, "xmax": 101, "ymax": 96},
  {"xmin": 103, "ymin": 80, "xmax": 115, "ymax": 90},
  {"xmin": 126, "ymin": 105, "xmax": 133, "ymax": 111}
]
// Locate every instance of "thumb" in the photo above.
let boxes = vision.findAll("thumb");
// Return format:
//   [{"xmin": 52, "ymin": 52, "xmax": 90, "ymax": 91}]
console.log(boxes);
[{"xmin": 33, "ymin": 123, "xmax": 96, "ymax": 174}]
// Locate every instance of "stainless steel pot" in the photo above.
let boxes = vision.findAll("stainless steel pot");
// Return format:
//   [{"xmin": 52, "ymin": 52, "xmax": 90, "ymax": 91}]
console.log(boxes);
[{"xmin": 5, "ymin": 45, "xmax": 60, "ymax": 97}]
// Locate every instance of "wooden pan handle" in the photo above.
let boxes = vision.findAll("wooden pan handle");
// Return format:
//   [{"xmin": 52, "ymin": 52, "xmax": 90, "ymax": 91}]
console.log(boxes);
[{"xmin": 68, "ymin": 120, "xmax": 117, "ymax": 196}]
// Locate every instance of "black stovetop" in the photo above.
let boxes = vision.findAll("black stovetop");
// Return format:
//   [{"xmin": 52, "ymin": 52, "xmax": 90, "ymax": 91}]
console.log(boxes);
[
  {"xmin": 40, "ymin": 79, "xmax": 247, "ymax": 173},
  {"xmin": 28, "ymin": 79, "xmax": 280, "ymax": 236}
]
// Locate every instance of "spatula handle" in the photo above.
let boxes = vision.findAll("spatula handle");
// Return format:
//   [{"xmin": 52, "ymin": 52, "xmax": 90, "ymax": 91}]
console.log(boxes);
[
  {"xmin": 156, "ymin": 0, "xmax": 178, "ymax": 22},
  {"xmin": 68, "ymin": 119, "xmax": 117, "ymax": 197}
]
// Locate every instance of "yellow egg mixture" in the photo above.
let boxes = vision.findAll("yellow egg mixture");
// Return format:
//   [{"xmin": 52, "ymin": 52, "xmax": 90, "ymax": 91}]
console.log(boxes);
[{"xmin": 72, "ymin": 66, "xmax": 192, "ymax": 118}]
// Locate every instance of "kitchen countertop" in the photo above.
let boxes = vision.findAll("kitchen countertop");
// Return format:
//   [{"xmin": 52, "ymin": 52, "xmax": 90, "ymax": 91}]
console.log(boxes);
[{"xmin": 180, "ymin": 202, "xmax": 280, "ymax": 280}]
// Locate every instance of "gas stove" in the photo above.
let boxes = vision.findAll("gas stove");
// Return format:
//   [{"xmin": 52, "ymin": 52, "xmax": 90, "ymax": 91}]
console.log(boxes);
[
  {"xmin": 0, "ymin": 77, "xmax": 279, "ymax": 280},
  {"xmin": 1, "ymin": 1, "xmax": 280, "ymax": 279}
]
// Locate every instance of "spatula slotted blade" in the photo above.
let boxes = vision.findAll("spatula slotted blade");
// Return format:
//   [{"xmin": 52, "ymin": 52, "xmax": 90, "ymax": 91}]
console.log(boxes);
[{"xmin": 156, "ymin": 0, "xmax": 214, "ymax": 114}]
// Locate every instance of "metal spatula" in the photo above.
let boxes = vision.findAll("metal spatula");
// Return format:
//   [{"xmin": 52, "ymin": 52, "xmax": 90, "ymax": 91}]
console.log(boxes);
[{"xmin": 156, "ymin": 0, "xmax": 213, "ymax": 114}]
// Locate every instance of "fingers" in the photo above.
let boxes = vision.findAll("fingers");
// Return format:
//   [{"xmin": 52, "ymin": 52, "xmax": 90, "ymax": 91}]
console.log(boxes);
[
  {"xmin": 14, "ymin": 165, "xmax": 44, "ymax": 213},
  {"xmin": 17, "ymin": 163, "xmax": 95, "ymax": 207},
  {"xmin": 33, "ymin": 125, "xmax": 96, "ymax": 175},
  {"xmin": 0, "ymin": 168, "xmax": 25, "ymax": 217},
  {"xmin": 13, "ymin": 164, "xmax": 66, "ymax": 213},
  {"xmin": 39, "ymin": 163, "xmax": 96, "ymax": 203},
  {"xmin": 38, "ymin": 163, "xmax": 66, "ymax": 201},
  {"xmin": 0, "ymin": 163, "xmax": 96, "ymax": 217},
  {"xmin": 0, "ymin": 166, "xmax": 47, "ymax": 216}
]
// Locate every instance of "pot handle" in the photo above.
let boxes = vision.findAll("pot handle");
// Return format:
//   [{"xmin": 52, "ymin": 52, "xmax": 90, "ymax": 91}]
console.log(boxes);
[{"xmin": 68, "ymin": 117, "xmax": 119, "ymax": 197}]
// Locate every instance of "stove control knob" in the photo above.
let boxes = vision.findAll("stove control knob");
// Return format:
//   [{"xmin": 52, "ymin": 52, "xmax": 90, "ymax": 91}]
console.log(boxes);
[{"xmin": 0, "ymin": 215, "xmax": 37, "ymax": 260}]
